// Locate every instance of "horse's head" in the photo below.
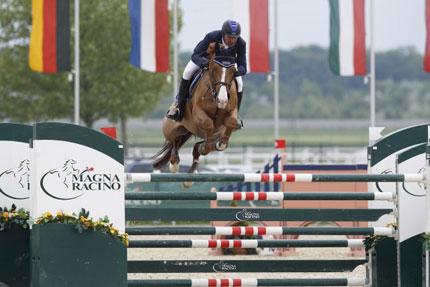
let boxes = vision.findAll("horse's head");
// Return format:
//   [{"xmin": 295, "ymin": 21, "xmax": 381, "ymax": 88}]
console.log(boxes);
[
  {"xmin": 62, "ymin": 159, "xmax": 77, "ymax": 171},
  {"xmin": 207, "ymin": 56, "xmax": 237, "ymax": 109}
]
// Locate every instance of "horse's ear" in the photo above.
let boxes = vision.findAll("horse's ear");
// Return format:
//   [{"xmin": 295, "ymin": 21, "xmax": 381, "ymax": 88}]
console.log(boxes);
[{"xmin": 207, "ymin": 42, "xmax": 216, "ymax": 59}]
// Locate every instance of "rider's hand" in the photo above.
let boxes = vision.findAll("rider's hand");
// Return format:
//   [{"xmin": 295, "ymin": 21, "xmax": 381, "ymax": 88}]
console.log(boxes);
[
  {"xmin": 200, "ymin": 58, "xmax": 209, "ymax": 68},
  {"xmin": 236, "ymin": 66, "xmax": 246, "ymax": 77}
]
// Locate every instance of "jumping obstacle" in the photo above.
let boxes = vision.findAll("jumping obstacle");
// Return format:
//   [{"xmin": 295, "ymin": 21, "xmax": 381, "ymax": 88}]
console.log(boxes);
[
  {"xmin": 125, "ymin": 171, "xmax": 427, "ymax": 287},
  {"xmin": 127, "ymin": 278, "xmax": 366, "ymax": 287},
  {"xmin": 125, "ymin": 226, "xmax": 395, "ymax": 236},
  {"xmin": 125, "ymin": 191, "xmax": 395, "ymax": 201},
  {"xmin": 127, "ymin": 172, "xmax": 424, "ymax": 183},
  {"xmin": 128, "ymin": 239, "xmax": 365, "ymax": 248}
]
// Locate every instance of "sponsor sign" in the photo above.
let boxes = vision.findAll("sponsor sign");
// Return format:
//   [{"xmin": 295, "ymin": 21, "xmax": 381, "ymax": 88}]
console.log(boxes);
[
  {"xmin": 0, "ymin": 142, "xmax": 30, "ymax": 210},
  {"xmin": 32, "ymin": 123, "xmax": 125, "ymax": 232},
  {"xmin": 0, "ymin": 124, "xmax": 31, "ymax": 210}
]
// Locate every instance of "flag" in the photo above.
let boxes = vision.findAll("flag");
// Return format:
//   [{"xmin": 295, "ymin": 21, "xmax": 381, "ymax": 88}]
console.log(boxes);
[
  {"xmin": 29, "ymin": 0, "xmax": 70, "ymax": 73},
  {"xmin": 274, "ymin": 139, "xmax": 286, "ymax": 149},
  {"xmin": 424, "ymin": 0, "xmax": 430, "ymax": 72},
  {"xmin": 129, "ymin": 0, "xmax": 170, "ymax": 73},
  {"xmin": 233, "ymin": 0, "xmax": 270, "ymax": 73},
  {"xmin": 329, "ymin": 0, "xmax": 366, "ymax": 76},
  {"xmin": 100, "ymin": 127, "xmax": 117, "ymax": 140}
]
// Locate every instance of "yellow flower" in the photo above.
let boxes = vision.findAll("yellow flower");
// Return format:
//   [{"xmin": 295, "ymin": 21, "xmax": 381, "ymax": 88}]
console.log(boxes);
[
  {"xmin": 56, "ymin": 212, "xmax": 63, "ymax": 218},
  {"xmin": 43, "ymin": 212, "xmax": 52, "ymax": 219},
  {"xmin": 2, "ymin": 212, "xmax": 9, "ymax": 219}
]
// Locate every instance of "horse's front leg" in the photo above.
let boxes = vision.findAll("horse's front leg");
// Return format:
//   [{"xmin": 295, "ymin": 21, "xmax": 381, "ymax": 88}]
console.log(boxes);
[
  {"xmin": 216, "ymin": 116, "xmax": 237, "ymax": 151},
  {"xmin": 194, "ymin": 108, "xmax": 215, "ymax": 155}
]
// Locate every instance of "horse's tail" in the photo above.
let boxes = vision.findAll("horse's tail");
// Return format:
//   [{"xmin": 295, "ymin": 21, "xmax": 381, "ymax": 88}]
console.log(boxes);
[
  {"xmin": 151, "ymin": 141, "xmax": 173, "ymax": 170},
  {"xmin": 176, "ymin": 132, "xmax": 192, "ymax": 150},
  {"xmin": 151, "ymin": 133, "xmax": 192, "ymax": 170}
]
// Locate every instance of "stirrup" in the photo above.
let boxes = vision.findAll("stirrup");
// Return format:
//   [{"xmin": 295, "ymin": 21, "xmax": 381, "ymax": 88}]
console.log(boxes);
[
  {"xmin": 166, "ymin": 103, "xmax": 179, "ymax": 119},
  {"xmin": 236, "ymin": 118, "xmax": 244, "ymax": 130},
  {"xmin": 167, "ymin": 111, "xmax": 180, "ymax": 121}
]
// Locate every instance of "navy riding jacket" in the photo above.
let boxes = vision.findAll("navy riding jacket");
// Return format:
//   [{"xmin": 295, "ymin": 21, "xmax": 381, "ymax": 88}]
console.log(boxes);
[{"xmin": 191, "ymin": 30, "xmax": 247, "ymax": 76}]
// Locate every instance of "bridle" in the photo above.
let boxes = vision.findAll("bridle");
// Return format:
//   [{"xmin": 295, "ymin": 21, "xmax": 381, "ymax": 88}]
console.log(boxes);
[{"xmin": 205, "ymin": 58, "xmax": 236, "ymax": 100}]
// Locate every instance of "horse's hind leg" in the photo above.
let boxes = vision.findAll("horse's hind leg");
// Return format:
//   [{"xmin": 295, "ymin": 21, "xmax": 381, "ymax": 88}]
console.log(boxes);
[
  {"xmin": 169, "ymin": 132, "xmax": 192, "ymax": 173},
  {"xmin": 188, "ymin": 141, "xmax": 204, "ymax": 174},
  {"xmin": 183, "ymin": 140, "xmax": 205, "ymax": 188},
  {"xmin": 169, "ymin": 140, "xmax": 180, "ymax": 173}
]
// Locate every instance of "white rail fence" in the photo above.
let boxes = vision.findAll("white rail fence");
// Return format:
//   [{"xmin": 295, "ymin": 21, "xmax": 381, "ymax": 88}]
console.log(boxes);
[{"xmin": 126, "ymin": 146, "xmax": 367, "ymax": 171}]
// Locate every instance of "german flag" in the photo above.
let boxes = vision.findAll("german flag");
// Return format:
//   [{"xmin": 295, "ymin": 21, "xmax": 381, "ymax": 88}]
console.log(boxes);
[{"xmin": 29, "ymin": 0, "xmax": 70, "ymax": 73}]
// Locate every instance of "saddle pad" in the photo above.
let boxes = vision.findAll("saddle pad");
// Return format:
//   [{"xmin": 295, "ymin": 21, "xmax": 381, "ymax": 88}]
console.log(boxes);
[{"xmin": 188, "ymin": 69, "xmax": 204, "ymax": 99}]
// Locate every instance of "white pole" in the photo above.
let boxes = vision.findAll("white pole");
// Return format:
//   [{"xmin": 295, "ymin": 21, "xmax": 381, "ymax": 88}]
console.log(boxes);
[
  {"xmin": 74, "ymin": 0, "xmax": 80, "ymax": 125},
  {"xmin": 395, "ymin": 157, "xmax": 401, "ymax": 287},
  {"xmin": 369, "ymin": 0, "xmax": 375, "ymax": 127},
  {"xmin": 173, "ymin": 0, "xmax": 178, "ymax": 99},
  {"xmin": 426, "ymin": 249, "xmax": 429, "ymax": 287},
  {"xmin": 426, "ymin": 129, "xmax": 430, "ymax": 287},
  {"xmin": 274, "ymin": 0, "xmax": 279, "ymax": 140}
]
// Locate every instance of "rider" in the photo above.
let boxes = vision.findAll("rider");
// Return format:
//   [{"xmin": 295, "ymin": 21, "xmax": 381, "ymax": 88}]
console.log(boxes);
[{"xmin": 167, "ymin": 20, "xmax": 247, "ymax": 127}]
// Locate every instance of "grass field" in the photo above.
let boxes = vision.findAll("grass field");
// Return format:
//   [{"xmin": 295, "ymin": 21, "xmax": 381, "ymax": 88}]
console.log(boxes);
[{"xmin": 127, "ymin": 126, "xmax": 371, "ymax": 147}]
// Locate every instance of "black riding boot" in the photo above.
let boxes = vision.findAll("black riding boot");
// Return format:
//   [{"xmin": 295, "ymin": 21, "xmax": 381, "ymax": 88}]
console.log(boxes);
[
  {"xmin": 167, "ymin": 79, "xmax": 190, "ymax": 121},
  {"xmin": 236, "ymin": 91, "xmax": 244, "ymax": 129}
]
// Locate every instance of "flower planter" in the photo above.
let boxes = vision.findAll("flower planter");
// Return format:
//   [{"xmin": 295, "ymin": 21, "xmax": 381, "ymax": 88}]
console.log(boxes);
[
  {"xmin": 30, "ymin": 223, "xmax": 126, "ymax": 287},
  {"xmin": 0, "ymin": 227, "xmax": 30, "ymax": 287}
]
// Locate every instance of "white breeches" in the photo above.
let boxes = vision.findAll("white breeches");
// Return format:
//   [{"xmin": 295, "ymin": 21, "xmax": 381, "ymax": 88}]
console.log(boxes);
[
  {"xmin": 235, "ymin": 76, "xmax": 243, "ymax": 93},
  {"xmin": 183, "ymin": 61, "xmax": 200, "ymax": 80}
]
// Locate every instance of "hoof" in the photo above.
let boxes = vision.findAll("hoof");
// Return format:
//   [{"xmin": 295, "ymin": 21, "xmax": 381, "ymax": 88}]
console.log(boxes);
[
  {"xmin": 215, "ymin": 141, "xmax": 227, "ymax": 151},
  {"xmin": 183, "ymin": 181, "xmax": 194, "ymax": 188},
  {"xmin": 169, "ymin": 162, "xmax": 180, "ymax": 173}
]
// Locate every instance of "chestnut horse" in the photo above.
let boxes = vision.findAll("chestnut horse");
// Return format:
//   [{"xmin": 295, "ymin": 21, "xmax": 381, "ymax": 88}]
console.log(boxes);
[{"xmin": 152, "ymin": 54, "xmax": 238, "ymax": 176}]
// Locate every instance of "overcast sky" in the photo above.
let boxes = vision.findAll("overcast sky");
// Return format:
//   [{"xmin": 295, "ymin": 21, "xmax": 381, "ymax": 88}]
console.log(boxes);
[{"xmin": 178, "ymin": 0, "xmax": 426, "ymax": 53}]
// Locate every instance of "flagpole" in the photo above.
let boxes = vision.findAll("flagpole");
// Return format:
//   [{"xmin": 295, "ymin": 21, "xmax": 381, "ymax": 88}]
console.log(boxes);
[
  {"xmin": 74, "ymin": 0, "xmax": 80, "ymax": 125},
  {"xmin": 173, "ymin": 0, "xmax": 178, "ymax": 99},
  {"xmin": 274, "ymin": 0, "xmax": 279, "ymax": 140},
  {"xmin": 369, "ymin": 0, "xmax": 375, "ymax": 127}
]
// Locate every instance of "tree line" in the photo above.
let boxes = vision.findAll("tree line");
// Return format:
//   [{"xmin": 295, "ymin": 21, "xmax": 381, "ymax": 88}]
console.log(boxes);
[{"xmin": 240, "ymin": 46, "xmax": 430, "ymax": 119}]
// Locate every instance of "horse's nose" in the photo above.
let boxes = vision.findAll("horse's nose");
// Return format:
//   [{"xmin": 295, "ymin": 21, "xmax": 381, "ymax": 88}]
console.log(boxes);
[{"xmin": 217, "ymin": 86, "xmax": 229, "ymax": 109}]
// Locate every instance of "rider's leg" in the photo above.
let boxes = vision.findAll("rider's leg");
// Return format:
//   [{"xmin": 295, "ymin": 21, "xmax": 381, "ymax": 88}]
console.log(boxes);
[
  {"xmin": 235, "ymin": 76, "xmax": 244, "ymax": 128},
  {"xmin": 167, "ymin": 61, "xmax": 200, "ymax": 121}
]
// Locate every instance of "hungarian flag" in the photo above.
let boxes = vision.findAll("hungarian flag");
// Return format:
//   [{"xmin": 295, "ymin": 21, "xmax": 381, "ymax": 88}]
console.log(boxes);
[
  {"xmin": 129, "ymin": 0, "xmax": 170, "ymax": 73},
  {"xmin": 329, "ymin": 0, "xmax": 366, "ymax": 76},
  {"xmin": 29, "ymin": 0, "xmax": 70, "ymax": 73},
  {"xmin": 233, "ymin": 0, "xmax": 270, "ymax": 73},
  {"xmin": 424, "ymin": 0, "xmax": 430, "ymax": 72}
]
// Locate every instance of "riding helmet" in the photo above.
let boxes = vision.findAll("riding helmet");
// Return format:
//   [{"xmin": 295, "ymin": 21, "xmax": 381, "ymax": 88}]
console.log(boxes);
[{"xmin": 222, "ymin": 20, "xmax": 241, "ymax": 38}]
